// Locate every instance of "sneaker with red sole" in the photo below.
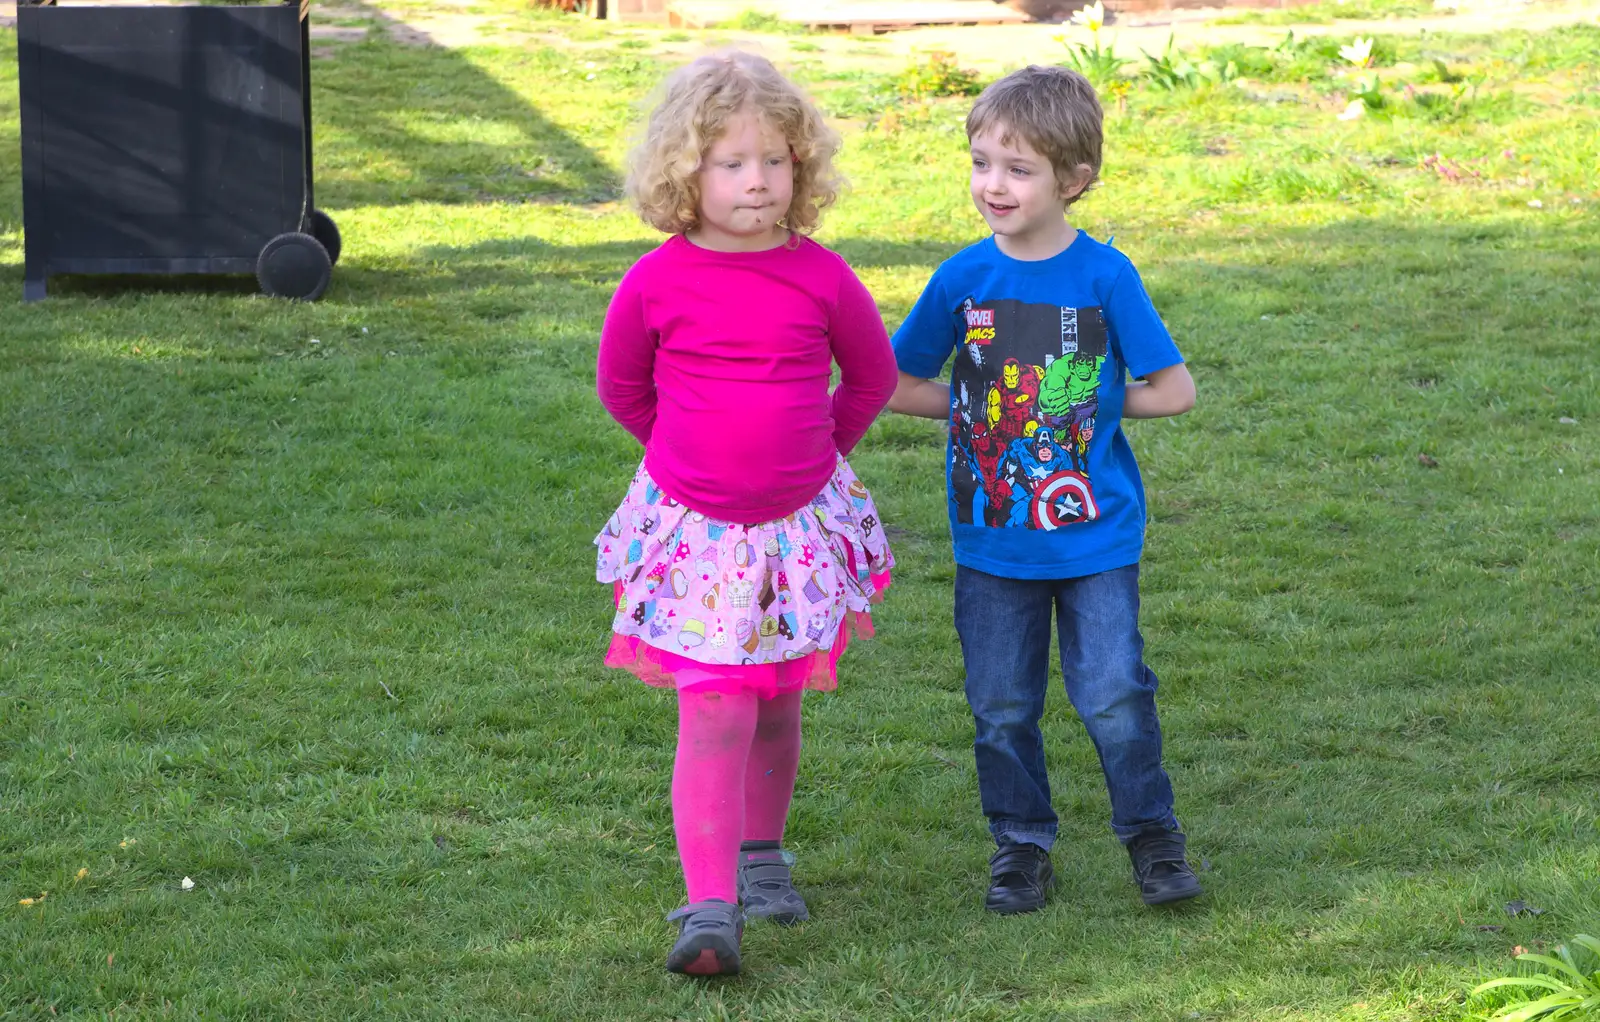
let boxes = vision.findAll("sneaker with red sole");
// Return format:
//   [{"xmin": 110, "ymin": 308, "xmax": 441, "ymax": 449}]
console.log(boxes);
[{"xmin": 665, "ymin": 899, "xmax": 743, "ymax": 976}]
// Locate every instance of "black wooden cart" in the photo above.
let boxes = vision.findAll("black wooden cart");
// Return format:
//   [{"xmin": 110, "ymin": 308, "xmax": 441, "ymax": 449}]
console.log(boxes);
[{"xmin": 16, "ymin": 0, "xmax": 341, "ymax": 301}]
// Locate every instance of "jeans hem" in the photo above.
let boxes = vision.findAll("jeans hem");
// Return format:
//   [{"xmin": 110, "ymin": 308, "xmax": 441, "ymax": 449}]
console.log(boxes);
[
  {"xmin": 1111, "ymin": 814, "xmax": 1182, "ymax": 844},
  {"xmin": 991, "ymin": 827, "xmax": 1058, "ymax": 852}
]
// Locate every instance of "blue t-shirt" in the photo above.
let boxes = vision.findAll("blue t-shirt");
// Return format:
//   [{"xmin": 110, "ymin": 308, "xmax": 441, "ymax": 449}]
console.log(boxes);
[{"xmin": 891, "ymin": 231, "xmax": 1183, "ymax": 580}]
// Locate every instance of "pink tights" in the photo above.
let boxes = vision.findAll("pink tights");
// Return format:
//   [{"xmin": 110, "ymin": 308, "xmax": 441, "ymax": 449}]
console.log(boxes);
[{"xmin": 671, "ymin": 680, "xmax": 803, "ymax": 904}]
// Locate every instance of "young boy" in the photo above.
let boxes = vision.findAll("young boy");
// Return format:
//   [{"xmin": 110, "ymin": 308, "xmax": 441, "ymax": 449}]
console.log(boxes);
[{"xmin": 888, "ymin": 66, "xmax": 1201, "ymax": 914}]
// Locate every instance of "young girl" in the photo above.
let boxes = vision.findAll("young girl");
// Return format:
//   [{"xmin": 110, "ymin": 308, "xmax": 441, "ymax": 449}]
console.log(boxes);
[{"xmin": 594, "ymin": 51, "xmax": 898, "ymax": 976}]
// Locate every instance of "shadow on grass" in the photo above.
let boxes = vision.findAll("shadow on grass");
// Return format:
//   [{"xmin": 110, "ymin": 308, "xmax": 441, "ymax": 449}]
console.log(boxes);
[
  {"xmin": 0, "ymin": 25, "xmax": 17, "ymax": 241},
  {"xmin": 308, "ymin": 1, "xmax": 621, "ymax": 209},
  {"xmin": 0, "ymin": 2, "xmax": 619, "ymax": 237}
]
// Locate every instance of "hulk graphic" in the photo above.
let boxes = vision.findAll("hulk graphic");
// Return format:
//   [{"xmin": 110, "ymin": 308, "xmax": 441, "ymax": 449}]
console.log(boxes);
[
  {"xmin": 1040, "ymin": 352, "xmax": 1103, "ymax": 417},
  {"xmin": 1039, "ymin": 353, "xmax": 1104, "ymax": 472}
]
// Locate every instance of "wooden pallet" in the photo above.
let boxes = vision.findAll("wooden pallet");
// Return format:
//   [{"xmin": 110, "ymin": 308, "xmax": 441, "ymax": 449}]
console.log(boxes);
[{"xmin": 666, "ymin": 0, "xmax": 1031, "ymax": 33}]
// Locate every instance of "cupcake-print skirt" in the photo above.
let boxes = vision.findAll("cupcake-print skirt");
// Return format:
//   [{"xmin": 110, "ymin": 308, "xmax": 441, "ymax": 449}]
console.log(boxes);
[{"xmin": 596, "ymin": 457, "xmax": 893, "ymax": 698}]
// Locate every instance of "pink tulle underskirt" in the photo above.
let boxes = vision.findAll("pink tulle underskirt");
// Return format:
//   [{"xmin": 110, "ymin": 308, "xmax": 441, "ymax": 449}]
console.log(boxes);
[{"xmin": 605, "ymin": 571, "xmax": 892, "ymax": 700}]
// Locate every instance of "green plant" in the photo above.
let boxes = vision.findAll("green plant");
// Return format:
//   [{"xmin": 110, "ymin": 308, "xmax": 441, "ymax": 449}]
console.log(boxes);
[
  {"xmin": 721, "ymin": 9, "xmax": 807, "ymax": 33},
  {"xmin": 1405, "ymin": 79, "xmax": 1481, "ymax": 122},
  {"xmin": 1141, "ymin": 35, "xmax": 1204, "ymax": 90},
  {"xmin": 810, "ymin": 70, "xmax": 897, "ymax": 118},
  {"xmin": 1202, "ymin": 41, "xmax": 1283, "ymax": 79},
  {"xmin": 1473, "ymin": 935, "xmax": 1600, "ymax": 1021},
  {"xmin": 1278, "ymin": 33, "xmax": 1343, "ymax": 81},
  {"xmin": 1140, "ymin": 35, "xmax": 1238, "ymax": 90},
  {"xmin": 1417, "ymin": 57, "xmax": 1466, "ymax": 83},
  {"xmin": 1057, "ymin": 0, "xmax": 1131, "ymax": 87},
  {"xmin": 1062, "ymin": 40, "xmax": 1132, "ymax": 88},
  {"xmin": 1230, "ymin": 30, "xmax": 1400, "ymax": 82},
  {"xmin": 893, "ymin": 50, "xmax": 983, "ymax": 100},
  {"xmin": 1350, "ymin": 74, "xmax": 1388, "ymax": 111}
]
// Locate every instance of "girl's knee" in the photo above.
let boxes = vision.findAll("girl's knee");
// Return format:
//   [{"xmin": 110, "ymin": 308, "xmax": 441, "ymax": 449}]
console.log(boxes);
[{"xmin": 752, "ymin": 693, "xmax": 802, "ymax": 743}]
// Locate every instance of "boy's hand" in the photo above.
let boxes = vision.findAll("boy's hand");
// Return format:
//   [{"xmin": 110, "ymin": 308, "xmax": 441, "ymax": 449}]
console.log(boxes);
[
  {"xmin": 1123, "ymin": 363, "xmax": 1195, "ymax": 419},
  {"xmin": 888, "ymin": 372, "xmax": 952, "ymax": 420}
]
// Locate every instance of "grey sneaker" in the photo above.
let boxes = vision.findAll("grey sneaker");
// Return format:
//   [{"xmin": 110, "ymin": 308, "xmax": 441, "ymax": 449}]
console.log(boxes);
[
  {"xmin": 665, "ymin": 899, "xmax": 743, "ymax": 976},
  {"xmin": 737, "ymin": 841, "xmax": 810, "ymax": 925}
]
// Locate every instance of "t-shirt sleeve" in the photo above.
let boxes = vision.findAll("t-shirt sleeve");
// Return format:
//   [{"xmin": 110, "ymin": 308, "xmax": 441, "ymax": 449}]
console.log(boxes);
[
  {"xmin": 1105, "ymin": 260, "xmax": 1183, "ymax": 379},
  {"xmin": 595, "ymin": 266, "xmax": 657, "ymax": 446},
  {"xmin": 890, "ymin": 268, "xmax": 957, "ymax": 380}
]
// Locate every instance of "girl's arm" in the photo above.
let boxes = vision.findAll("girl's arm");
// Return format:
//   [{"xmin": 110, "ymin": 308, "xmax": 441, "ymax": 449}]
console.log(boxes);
[
  {"xmin": 828, "ymin": 268, "xmax": 899, "ymax": 456},
  {"xmin": 595, "ymin": 273, "xmax": 657, "ymax": 445},
  {"xmin": 888, "ymin": 372, "xmax": 950, "ymax": 420},
  {"xmin": 1122, "ymin": 362, "xmax": 1195, "ymax": 419}
]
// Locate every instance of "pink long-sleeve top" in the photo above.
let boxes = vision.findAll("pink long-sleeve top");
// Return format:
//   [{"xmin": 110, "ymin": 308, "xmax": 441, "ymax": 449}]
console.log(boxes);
[{"xmin": 597, "ymin": 234, "xmax": 898, "ymax": 524}]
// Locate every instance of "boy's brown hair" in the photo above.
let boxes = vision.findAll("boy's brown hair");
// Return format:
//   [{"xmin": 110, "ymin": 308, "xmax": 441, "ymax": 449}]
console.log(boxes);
[{"xmin": 966, "ymin": 65, "xmax": 1103, "ymax": 207}]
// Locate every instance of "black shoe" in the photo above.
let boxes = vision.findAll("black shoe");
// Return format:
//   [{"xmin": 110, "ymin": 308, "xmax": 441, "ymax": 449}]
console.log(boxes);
[
  {"xmin": 1127, "ymin": 830, "xmax": 1203, "ymax": 906},
  {"xmin": 985, "ymin": 842, "xmax": 1054, "ymax": 915}
]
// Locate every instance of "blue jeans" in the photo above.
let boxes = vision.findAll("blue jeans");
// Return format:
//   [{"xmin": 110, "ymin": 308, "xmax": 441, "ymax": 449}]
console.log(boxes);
[{"xmin": 954, "ymin": 562, "xmax": 1179, "ymax": 849}]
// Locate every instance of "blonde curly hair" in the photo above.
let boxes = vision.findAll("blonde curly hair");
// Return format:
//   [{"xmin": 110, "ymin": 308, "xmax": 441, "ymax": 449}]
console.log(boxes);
[{"xmin": 627, "ymin": 51, "xmax": 842, "ymax": 236}]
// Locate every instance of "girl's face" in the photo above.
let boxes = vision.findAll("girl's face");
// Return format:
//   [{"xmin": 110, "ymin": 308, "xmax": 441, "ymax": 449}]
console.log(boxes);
[{"xmin": 690, "ymin": 110, "xmax": 794, "ymax": 252}]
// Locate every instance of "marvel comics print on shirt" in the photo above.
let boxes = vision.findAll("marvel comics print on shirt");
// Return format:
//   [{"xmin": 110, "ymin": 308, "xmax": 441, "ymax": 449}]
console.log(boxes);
[{"xmin": 949, "ymin": 297, "xmax": 1110, "ymax": 530}]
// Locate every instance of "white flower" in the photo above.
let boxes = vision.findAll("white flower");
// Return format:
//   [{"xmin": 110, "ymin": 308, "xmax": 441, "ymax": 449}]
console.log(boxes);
[
  {"xmin": 1337, "ymin": 99, "xmax": 1366, "ymax": 121},
  {"xmin": 1339, "ymin": 37, "xmax": 1374, "ymax": 68},
  {"xmin": 585, "ymin": 73, "xmax": 596, "ymax": 81},
  {"xmin": 1527, "ymin": 199, "xmax": 1543, "ymax": 208},
  {"xmin": 1071, "ymin": 1, "xmax": 1106, "ymax": 33}
]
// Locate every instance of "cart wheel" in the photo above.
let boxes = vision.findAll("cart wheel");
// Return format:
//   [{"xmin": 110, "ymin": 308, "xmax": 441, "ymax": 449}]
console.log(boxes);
[
  {"xmin": 308, "ymin": 209, "xmax": 342, "ymax": 267},
  {"xmin": 257, "ymin": 232, "xmax": 332, "ymax": 301}
]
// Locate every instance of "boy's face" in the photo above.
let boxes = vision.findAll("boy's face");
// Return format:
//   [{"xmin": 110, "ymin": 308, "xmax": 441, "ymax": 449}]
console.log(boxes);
[{"xmin": 969, "ymin": 127, "xmax": 1088, "ymax": 255}]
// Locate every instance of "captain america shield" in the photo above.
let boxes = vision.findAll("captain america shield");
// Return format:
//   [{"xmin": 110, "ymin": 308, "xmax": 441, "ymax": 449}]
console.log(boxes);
[{"xmin": 1030, "ymin": 471, "xmax": 1098, "ymax": 529}]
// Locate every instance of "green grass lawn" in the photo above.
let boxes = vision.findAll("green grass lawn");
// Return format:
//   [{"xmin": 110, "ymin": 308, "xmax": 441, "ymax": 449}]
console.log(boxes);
[{"xmin": 2, "ymin": 8, "xmax": 1597, "ymax": 1019}]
